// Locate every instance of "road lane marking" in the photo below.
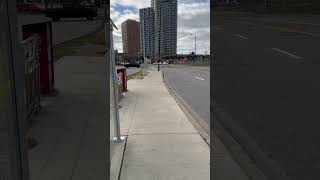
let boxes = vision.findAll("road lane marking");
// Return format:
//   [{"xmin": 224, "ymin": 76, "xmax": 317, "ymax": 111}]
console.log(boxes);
[
  {"xmin": 287, "ymin": 21, "xmax": 320, "ymax": 26},
  {"xmin": 225, "ymin": 19, "xmax": 320, "ymax": 37},
  {"xmin": 234, "ymin": 34, "xmax": 248, "ymax": 40},
  {"xmin": 194, "ymin": 76, "xmax": 205, "ymax": 81},
  {"xmin": 271, "ymin": 48, "xmax": 303, "ymax": 59}
]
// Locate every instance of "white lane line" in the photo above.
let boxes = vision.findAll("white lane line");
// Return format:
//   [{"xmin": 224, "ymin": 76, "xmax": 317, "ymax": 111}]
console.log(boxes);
[
  {"xmin": 234, "ymin": 34, "xmax": 248, "ymax": 40},
  {"xmin": 287, "ymin": 21, "xmax": 320, "ymax": 26},
  {"xmin": 271, "ymin": 48, "xmax": 303, "ymax": 59},
  {"xmin": 194, "ymin": 76, "xmax": 205, "ymax": 81}
]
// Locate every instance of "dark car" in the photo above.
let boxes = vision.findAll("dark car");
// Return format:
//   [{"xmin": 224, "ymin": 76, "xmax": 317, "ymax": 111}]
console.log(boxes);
[
  {"xmin": 168, "ymin": 60, "xmax": 174, "ymax": 64},
  {"xmin": 123, "ymin": 62, "xmax": 140, "ymax": 68},
  {"xmin": 44, "ymin": 3, "xmax": 97, "ymax": 21}
]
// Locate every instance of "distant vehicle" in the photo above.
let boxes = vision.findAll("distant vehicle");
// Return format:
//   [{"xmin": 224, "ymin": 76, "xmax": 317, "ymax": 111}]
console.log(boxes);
[
  {"xmin": 16, "ymin": 3, "xmax": 43, "ymax": 13},
  {"xmin": 168, "ymin": 60, "xmax": 174, "ymax": 64},
  {"xmin": 213, "ymin": 1, "xmax": 226, "ymax": 7},
  {"xmin": 123, "ymin": 62, "xmax": 140, "ymax": 68},
  {"xmin": 44, "ymin": 2, "xmax": 98, "ymax": 21}
]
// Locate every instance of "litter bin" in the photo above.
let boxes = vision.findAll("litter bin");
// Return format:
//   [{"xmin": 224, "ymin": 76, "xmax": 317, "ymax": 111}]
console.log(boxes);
[
  {"xmin": 18, "ymin": 15, "xmax": 54, "ymax": 95},
  {"xmin": 116, "ymin": 66, "xmax": 127, "ymax": 92},
  {"xmin": 117, "ymin": 73, "xmax": 122, "ymax": 98}
]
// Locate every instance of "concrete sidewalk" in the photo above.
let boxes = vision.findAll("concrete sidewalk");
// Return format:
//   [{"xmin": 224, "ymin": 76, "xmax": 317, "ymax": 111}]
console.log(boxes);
[
  {"xmin": 115, "ymin": 69, "xmax": 210, "ymax": 180},
  {"xmin": 28, "ymin": 56, "xmax": 108, "ymax": 180}
]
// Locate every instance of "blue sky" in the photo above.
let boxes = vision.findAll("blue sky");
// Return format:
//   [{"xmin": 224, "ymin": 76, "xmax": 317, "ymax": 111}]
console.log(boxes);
[{"xmin": 111, "ymin": 0, "xmax": 210, "ymax": 54}]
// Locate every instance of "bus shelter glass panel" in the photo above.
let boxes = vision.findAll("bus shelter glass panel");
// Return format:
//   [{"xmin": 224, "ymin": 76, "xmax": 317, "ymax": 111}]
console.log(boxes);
[
  {"xmin": 1, "ymin": 0, "xmax": 15, "ymax": 178},
  {"xmin": 110, "ymin": 68, "xmax": 116, "ymax": 141}
]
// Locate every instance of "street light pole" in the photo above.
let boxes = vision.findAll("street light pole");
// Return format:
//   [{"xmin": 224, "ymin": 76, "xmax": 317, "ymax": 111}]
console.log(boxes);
[
  {"xmin": 190, "ymin": 33, "xmax": 196, "ymax": 55},
  {"xmin": 195, "ymin": 34, "xmax": 196, "ymax": 55},
  {"xmin": 142, "ymin": 19, "xmax": 147, "ymax": 75},
  {"xmin": 159, "ymin": 3, "xmax": 161, "ymax": 62},
  {"xmin": 157, "ymin": 1, "xmax": 161, "ymax": 71}
]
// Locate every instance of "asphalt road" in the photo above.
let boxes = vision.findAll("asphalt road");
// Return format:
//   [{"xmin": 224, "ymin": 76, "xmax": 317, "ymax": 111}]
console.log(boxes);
[
  {"xmin": 214, "ymin": 12, "xmax": 320, "ymax": 180},
  {"xmin": 162, "ymin": 66, "xmax": 210, "ymax": 134}
]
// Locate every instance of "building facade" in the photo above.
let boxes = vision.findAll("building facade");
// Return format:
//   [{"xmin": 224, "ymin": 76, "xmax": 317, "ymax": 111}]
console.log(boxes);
[
  {"xmin": 139, "ymin": 7, "xmax": 155, "ymax": 57},
  {"xmin": 151, "ymin": 0, "xmax": 155, "ymax": 9},
  {"xmin": 154, "ymin": 0, "xmax": 177, "ymax": 58},
  {"xmin": 121, "ymin": 19, "xmax": 141, "ymax": 54}
]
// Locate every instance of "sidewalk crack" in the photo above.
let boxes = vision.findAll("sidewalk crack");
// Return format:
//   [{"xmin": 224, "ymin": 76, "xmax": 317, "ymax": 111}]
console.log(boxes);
[{"xmin": 117, "ymin": 137, "xmax": 128, "ymax": 180}]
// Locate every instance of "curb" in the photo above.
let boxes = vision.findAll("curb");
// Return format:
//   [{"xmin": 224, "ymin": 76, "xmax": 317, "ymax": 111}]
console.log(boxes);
[
  {"xmin": 162, "ymin": 71, "xmax": 210, "ymax": 145},
  {"xmin": 213, "ymin": 104, "xmax": 292, "ymax": 180}
]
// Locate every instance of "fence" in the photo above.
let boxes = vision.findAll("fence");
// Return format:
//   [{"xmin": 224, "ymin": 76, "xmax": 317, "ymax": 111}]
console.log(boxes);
[{"xmin": 21, "ymin": 35, "xmax": 41, "ymax": 122}]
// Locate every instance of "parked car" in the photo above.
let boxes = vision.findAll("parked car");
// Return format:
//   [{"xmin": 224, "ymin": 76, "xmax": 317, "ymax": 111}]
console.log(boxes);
[
  {"xmin": 123, "ymin": 62, "xmax": 140, "ymax": 68},
  {"xmin": 168, "ymin": 60, "xmax": 174, "ymax": 64},
  {"xmin": 44, "ymin": 3, "xmax": 98, "ymax": 21}
]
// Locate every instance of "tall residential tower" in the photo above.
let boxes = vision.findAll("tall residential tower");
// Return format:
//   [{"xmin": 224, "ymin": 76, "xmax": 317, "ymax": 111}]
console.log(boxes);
[
  {"xmin": 154, "ymin": 0, "xmax": 178, "ymax": 57},
  {"xmin": 139, "ymin": 7, "xmax": 155, "ymax": 57}
]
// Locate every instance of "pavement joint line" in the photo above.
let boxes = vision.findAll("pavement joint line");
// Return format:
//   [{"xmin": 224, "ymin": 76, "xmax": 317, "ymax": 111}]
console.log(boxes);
[
  {"xmin": 271, "ymin": 48, "xmax": 303, "ymax": 60},
  {"xmin": 194, "ymin": 76, "xmax": 205, "ymax": 81},
  {"xmin": 69, "ymin": 106, "xmax": 91, "ymax": 180},
  {"xmin": 128, "ymin": 132, "xmax": 199, "ymax": 136},
  {"xmin": 117, "ymin": 136, "xmax": 128, "ymax": 180},
  {"xmin": 125, "ymin": 94, "xmax": 139, "ymax": 135},
  {"xmin": 234, "ymin": 33, "xmax": 249, "ymax": 40}
]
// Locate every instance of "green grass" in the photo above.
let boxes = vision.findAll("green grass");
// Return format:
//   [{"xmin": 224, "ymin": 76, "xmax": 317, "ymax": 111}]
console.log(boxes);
[
  {"xmin": 53, "ymin": 27, "xmax": 105, "ymax": 61},
  {"xmin": 127, "ymin": 69, "xmax": 144, "ymax": 80},
  {"xmin": 184, "ymin": 61, "xmax": 210, "ymax": 67}
]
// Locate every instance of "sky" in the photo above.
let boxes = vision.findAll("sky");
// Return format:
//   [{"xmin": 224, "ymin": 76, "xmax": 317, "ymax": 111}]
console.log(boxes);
[{"xmin": 110, "ymin": 0, "xmax": 210, "ymax": 55}]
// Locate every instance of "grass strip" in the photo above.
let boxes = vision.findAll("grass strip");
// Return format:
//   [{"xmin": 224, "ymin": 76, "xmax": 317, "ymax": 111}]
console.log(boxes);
[
  {"xmin": 53, "ymin": 26, "xmax": 105, "ymax": 61},
  {"xmin": 127, "ymin": 69, "xmax": 144, "ymax": 80}
]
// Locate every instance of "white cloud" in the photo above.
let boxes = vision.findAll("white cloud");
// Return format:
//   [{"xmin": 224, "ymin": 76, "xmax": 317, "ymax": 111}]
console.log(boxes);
[
  {"xmin": 111, "ymin": 9, "xmax": 139, "ymax": 52},
  {"xmin": 111, "ymin": 0, "xmax": 150, "ymax": 9},
  {"xmin": 111, "ymin": 0, "xmax": 210, "ymax": 54}
]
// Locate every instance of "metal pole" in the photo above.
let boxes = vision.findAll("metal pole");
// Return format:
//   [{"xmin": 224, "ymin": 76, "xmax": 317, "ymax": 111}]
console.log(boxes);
[
  {"xmin": 109, "ymin": 21, "xmax": 124, "ymax": 143},
  {"xmin": 143, "ymin": 19, "xmax": 147, "ymax": 75},
  {"xmin": 158, "ymin": 2, "xmax": 161, "ymax": 61},
  {"xmin": 195, "ymin": 34, "xmax": 196, "ymax": 55}
]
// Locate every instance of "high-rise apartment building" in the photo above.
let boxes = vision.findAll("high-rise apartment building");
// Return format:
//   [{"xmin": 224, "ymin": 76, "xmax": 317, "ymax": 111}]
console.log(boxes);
[
  {"xmin": 151, "ymin": 0, "xmax": 155, "ymax": 9},
  {"xmin": 121, "ymin": 19, "xmax": 141, "ymax": 54},
  {"xmin": 139, "ymin": 7, "xmax": 155, "ymax": 56},
  {"xmin": 154, "ymin": 0, "xmax": 178, "ymax": 57}
]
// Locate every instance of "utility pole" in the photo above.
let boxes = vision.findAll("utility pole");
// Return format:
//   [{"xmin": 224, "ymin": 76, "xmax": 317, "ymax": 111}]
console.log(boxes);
[
  {"xmin": 190, "ymin": 33, "xmax": 196, "ymax": 55},
  {"xmin": 142, "ymin": 19, "xmax": 147, "ymax": 75},
  {"xmin": 159, "ymin": 3, "xmax": 161, "ymax": 62},
  {"xmin": 195, "ymin": 34, "xmax": 196, "ymax": 55}
]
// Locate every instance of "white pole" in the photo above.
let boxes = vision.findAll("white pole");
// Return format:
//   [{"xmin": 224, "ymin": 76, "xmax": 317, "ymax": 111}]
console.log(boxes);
[{"xmin": 109, "ymin": 20, "xmax": 124, "ymax": 143}]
